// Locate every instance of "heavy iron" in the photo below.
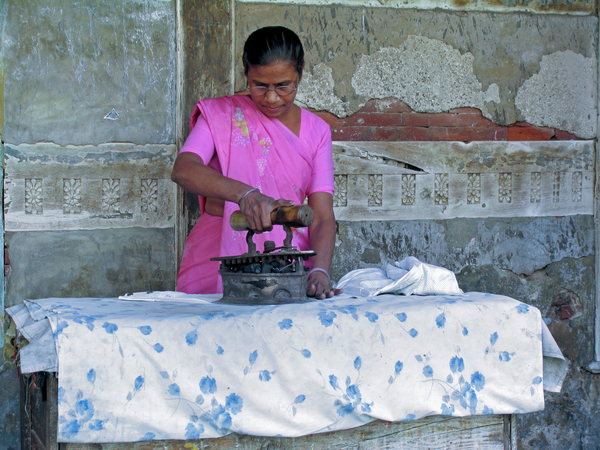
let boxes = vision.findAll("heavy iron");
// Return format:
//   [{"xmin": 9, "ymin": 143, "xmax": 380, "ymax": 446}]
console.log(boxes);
[{"xmin": 211, "ymin": 205, "xmax": 316, "ymax": 305}]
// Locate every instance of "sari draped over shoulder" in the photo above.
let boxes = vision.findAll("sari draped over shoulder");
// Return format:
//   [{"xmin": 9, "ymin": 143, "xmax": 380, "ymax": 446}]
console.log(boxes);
[{"xmin": 177, "ymin": 96, "xmax": 316, "ymax": 294}]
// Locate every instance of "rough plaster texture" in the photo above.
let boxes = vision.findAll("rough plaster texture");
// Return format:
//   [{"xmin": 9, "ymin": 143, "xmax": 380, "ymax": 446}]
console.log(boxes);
[
  {"xmin": 2, "ymin": 0, "xmax": 177, "ymax": 146},
  {"xmin": 4, "ymin": 228, "xmax": 176, "ymax": 306},
  {"xmin": 296, "ymin": 63, "xmax": 352, "ymax": 117},
  {"xmin": 236, "ymin": 5, "xmax": 597, "ymax": 134},
  {"xmin": 351, "ymin": 35, "xmax": 501, "ymax": 115},
  {"xmin": 516, "ymin": 50, "xmax": 597, "ymax": 139}
]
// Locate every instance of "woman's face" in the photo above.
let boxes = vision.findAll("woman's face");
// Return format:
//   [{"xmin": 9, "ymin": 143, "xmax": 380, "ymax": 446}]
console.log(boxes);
[{"xmin": 246, "ymin": 61, "xmax": 300, "ymax": 122}]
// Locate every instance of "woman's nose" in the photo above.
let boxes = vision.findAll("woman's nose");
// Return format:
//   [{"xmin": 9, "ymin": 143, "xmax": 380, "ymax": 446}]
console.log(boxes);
[{"xmin": 264, "ymin": 90, "xmax": 280, "ymax": 102}]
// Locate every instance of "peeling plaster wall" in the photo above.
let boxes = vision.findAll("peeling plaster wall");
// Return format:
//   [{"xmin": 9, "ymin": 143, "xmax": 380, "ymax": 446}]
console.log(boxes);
[
  {"xmin": 236, "ymin": 5, "xmax": 597, "ymax": 138},
  {"xmin": 515, "ymin": 50, "xmax": 597, "ymax": 139},
  {"xmin": 0, "ymin": 1, "xmax": 597, "ymax": 449},
  {"xmin": 330, "ymin": 216, "xmax": 594, "ymax": 279},
  {"xmin": 352, "ymin": 35, "xmax": 502, "ymax": 115}
]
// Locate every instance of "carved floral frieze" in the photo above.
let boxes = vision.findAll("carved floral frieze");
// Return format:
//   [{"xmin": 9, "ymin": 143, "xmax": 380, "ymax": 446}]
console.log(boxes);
[
  {"xmin": 4, "ymin": 143, "xmax": 176, "ymax": 231},
  {"xmin": 332, "ymin": 141, "xmax": 594, "ymax": 221}
]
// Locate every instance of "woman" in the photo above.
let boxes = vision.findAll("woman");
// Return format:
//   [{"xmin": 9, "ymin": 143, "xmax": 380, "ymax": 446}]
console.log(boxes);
[{"xmin": 171, "ymin": 26, "xmax": 342, "ymax": 300}]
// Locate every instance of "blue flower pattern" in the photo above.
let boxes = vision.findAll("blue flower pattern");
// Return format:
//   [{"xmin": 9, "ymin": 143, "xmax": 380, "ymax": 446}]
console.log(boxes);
[{"xmin": 37, "ymin": 293, "xmax": 544, "ymax": 442}]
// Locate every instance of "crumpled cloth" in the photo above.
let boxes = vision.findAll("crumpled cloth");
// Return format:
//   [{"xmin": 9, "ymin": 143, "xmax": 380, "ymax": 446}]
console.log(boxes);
[{"xmin": 336, "ymin": 257, "xmax": 464, "ymax": 297}]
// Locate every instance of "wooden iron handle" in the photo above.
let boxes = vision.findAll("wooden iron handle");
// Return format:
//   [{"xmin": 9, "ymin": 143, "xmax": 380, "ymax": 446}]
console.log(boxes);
[{"xmin": 230, "ymin": 205, "xmax": 315, "ymax": 231}]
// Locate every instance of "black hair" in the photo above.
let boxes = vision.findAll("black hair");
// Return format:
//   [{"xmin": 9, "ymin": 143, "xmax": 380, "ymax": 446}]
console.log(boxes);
[{"xmin": 242, "ymin": 26, "xmax": 304, "ymax": 78}]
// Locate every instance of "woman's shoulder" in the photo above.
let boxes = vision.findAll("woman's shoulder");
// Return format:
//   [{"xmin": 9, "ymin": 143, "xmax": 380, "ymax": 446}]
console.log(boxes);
[
  {"xmin": 300, "ymin": 107, "xmax": 331, "ymax": 135},
  {"xmin": 200, "ymin": 95, "xmax": 251, "ymax": 107},
  {"xmin": 195, "ymin": 95, "xmax": 254, "ymax": 120}
]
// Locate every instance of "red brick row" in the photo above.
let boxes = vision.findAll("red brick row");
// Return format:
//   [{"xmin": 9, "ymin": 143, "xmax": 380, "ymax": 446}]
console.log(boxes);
[
  {"xmin": 311, "ymin": 98, "xmax": 583, "ymax": 142},
  {"xmin": 332, "ymin": 126, "xmax": 510, "ymax": 142}
]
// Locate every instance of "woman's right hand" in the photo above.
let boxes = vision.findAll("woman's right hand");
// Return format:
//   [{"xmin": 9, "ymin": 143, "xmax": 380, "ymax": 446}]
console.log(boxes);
[{"xmin": 238, "ymin": 189, "xmax": 294, "ymax": 232}]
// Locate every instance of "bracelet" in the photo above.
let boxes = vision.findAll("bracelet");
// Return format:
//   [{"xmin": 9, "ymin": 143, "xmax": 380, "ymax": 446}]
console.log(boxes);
[
  {"xmin": 307, "ymin": 268, "xmax": 330, "ymax": 284},
  {"xmin": 237, "ymin": 187, "xmax": 260, "ymax": 205}
]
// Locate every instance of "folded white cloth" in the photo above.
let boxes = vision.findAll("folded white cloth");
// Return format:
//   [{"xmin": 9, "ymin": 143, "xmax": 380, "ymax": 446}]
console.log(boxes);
[
  {"xmin": 336, "ymin": 257, "xmax": 464, "ymax": 297},
  {"xmin": 118, "ymin": 290, "xmax": 220, "ymax": 303}
]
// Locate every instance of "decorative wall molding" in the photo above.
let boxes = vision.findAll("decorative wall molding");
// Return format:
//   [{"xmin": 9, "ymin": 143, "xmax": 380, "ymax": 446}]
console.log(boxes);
[
  {"xmin": 141, "ymin": 179, "xmax": 160, "ymax": 213},
  {"xmin": 24, "ymin": 178, "xmax": 43, "ymax": 215},
  {"xmin": 63, "ymin": 179, "xmax": 83, "ymax": 214},
  {"xmin": 333, "ymin": 141, "xmax": 595, "ymax": 221},
  {"xmin": 4, "ymin": 143, "xmax": 177, "ymax": 231},
  {"xmin": 333, "ymin": 175, "xmax": 348, "ymax": 207}
]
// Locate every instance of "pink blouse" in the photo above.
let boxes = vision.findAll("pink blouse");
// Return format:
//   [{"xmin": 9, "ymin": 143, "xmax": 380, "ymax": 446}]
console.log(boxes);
[{"xmin": 179, "ymin": 108, "xmax": 335, "ymax": 197}]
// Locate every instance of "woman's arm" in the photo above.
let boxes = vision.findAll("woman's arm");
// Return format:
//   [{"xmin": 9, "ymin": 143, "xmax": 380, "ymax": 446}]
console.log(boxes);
[
  {"xmin": 171, "ymin": 152, "xmax": 291, "ymax": 231},
  {"xmin": 306, "ymin": 192, "xmax": 344, "ymax": 299}
]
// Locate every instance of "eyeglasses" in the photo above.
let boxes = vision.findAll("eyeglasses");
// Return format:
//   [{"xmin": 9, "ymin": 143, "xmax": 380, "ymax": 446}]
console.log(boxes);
[{"xmin": 248, "ymin": 84, "xmax": 297, "ymax": 97}]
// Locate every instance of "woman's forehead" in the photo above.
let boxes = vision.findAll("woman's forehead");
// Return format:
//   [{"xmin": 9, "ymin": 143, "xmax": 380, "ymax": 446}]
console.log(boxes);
[{"xmin": 247, "ymin": 61, "xmax": 298, "ymax": 82}]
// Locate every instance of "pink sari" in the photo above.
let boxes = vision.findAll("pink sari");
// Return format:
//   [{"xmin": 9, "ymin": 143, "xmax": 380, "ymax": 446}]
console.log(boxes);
[{"xmin": 177, "ymin": 96, "xmax": 316, "ymax": 294}]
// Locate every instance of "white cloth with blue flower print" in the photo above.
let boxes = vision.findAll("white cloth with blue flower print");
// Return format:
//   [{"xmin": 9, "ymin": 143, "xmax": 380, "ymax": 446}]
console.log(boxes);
[{"xmin": 8, "ymin": 292, "xmax": 560, "ymax": 443}]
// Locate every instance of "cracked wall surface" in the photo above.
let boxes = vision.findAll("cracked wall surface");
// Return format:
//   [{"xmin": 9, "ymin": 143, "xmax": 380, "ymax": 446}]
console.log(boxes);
[
  {"xmin": 351, "ymin": 36, "xmax": 501, "ymax": 115},
  {"xmin": 236, "ymin": 5, "xmax": 597, "ymax": 137},
  {"xmin": 516, "ymin": 50, "xmax": 597, "ymax": 139},
  {"xmin": 330, "ymin": 216, "xmax": 594, "ymax": 280},
  {"xmin": 4, "ymin": 228, "xmax": 176, "ymax": 304}
]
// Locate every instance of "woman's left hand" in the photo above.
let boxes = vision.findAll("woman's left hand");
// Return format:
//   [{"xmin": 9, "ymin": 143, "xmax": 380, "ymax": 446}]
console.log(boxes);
[{"xmin": 306, "ymin": 270, "xmax": 343, "ymax": 300}]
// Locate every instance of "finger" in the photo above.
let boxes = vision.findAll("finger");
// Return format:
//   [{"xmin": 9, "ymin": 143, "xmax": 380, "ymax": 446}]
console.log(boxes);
[
  {"xmin": 241, "ymin": 193, "xmax": 275, "ymax": 232},
  {"xmin": 307, "ymin": 279, "xmax": 327, "ymax": 297},
  {"xmin": 273, "ymin": 198, "xmax": 295, "ymax": 208},
  {"xmin": 259, "ymin": 207, "xmax": 273, "ymax": 232},
  {"xmin": 314, "ymin": 283, "xmax": 328, "ymax": 300},
  {"xmin": 306, "ymin": 282, "xmax": 318, "ymax": 297}
]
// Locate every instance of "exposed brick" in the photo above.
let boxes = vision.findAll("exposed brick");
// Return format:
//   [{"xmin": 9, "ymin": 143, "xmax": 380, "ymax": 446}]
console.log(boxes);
[
  {"xmin": 358, "ymin": 97, "xmax": 412, "ymax": 113},
  {"xmin": 554, "ymin": 129, "xmax": 582, "ymax": 140},
  {"xmin": 343, "ymin": 113, "xmax": 404, "ymax": 127},
  {"xmin": 452, "ymin": 113, "xmax": 497, "ymax": 128},
  {"xmin": 447, "ymin": 107, "xmax": 483, "ymax": 114},
  {"xmin": 374, "ymin": 127, "xmax": 430, "ymax": 141},
  {"xmin": 331, "ymin": 126, "xmax": 375, "ymax": 141},
  {"xmin": 402, "ymin": 112, "xmax": 494, "ymax": 128},
  {"xmin": 507, "ymin": 125, "xmax": 555, "ymax": 141},
  {"xmin": 553, "ymin": 289, "xmax": 583, "ymax": 321},
  {"xmin": 428, "ymin": 126, "xmax": 508, "ymax": 141},
  {"xmin": 311, "ymin": 110, "xmax": 345, "ymax": 127}
]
